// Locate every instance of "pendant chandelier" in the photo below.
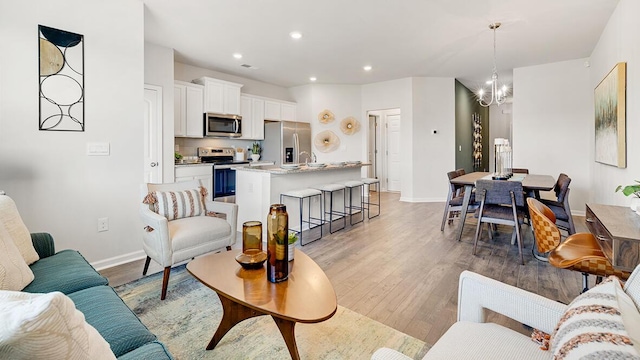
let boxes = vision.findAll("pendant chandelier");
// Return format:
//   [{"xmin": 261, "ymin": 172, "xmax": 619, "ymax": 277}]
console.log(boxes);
[{"xmin": 478, "ymin": 22, "xmax": 508, "ymax": 107}]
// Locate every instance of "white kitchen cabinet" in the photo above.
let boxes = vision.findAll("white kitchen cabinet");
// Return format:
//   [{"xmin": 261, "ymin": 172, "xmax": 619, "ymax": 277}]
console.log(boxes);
[
  {"xmin": 281, "ymin": 103, "xmax": 296, "ymax": 121},
  {"xmin": 174, "ymin": 81, "xmax": 204, "ymax": 138},
  {"xmin": 240, "ymin": 95, "xmax": 265, "ymax": 140},
  {"xmin": 175, "ymin": 164, "xmax": 213, "ymax": 201},
  {"xmin": 264, "ymin": 99, "xmax": 296, "ymax": 121},
  {"xmin": 193, "ymin": 77, "xmax": 243, "ymax": 115},
  {"xmin": 264, "ymin": 100, "xmax": 281, "ymax": 120}
]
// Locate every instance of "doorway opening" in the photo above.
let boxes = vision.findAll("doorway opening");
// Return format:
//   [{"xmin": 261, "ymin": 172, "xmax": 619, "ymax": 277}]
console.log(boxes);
[{"xmin": 366, "ymin": 108, "xmax": 401, "ymax": 193}]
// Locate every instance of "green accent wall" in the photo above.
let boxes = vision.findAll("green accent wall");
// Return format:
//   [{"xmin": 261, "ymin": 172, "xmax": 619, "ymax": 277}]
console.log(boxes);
[{"xmin": 455, "ymin": 80, "xmax": 490, "ymax": 173}]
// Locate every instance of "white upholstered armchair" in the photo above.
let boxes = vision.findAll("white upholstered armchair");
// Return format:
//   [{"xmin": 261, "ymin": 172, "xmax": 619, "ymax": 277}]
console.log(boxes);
[
  {"xmin": 139, "ymin": 180, "xmax": 237, "ymax": 300},
  {"xmin": 372, "ymin": 266, "xmax": 640, "ymax": 359}
]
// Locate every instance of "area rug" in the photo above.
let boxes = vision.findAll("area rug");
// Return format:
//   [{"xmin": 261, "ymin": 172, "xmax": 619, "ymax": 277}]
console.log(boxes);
[{"xmin": 114, "ymin": 265, "xmax": 429, "ymax": 359}]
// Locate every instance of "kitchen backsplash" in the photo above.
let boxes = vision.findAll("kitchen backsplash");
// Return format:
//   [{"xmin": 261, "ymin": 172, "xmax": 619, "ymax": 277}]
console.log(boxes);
[{"xmin": 175, "ymin": 138, "xmax": 263, "ymax": 159}]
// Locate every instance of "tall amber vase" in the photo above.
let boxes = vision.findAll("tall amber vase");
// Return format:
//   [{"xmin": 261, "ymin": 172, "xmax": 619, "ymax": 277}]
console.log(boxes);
[{"xmin": 267, "ymin": 204, "xmax": 289, "ymax": 282}]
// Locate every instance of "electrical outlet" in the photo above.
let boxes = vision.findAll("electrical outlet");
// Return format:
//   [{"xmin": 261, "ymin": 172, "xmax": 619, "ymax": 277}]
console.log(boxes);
[{"xmin": 98, "ymin": 217, "xmax": 109, "ymax": 232}]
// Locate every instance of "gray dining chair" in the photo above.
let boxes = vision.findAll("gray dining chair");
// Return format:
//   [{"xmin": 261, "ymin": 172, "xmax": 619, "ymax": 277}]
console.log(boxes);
[
  {"xmin": 473, "ymin": 179, "xmax": 527, "ymax": 265},
  {"xmin": 441, "ymin": 170, "xmax": 478, "ymax": 231},
  {"xmin": 540, "ymin": 173, "xmax": 575, "ymax": 235}
]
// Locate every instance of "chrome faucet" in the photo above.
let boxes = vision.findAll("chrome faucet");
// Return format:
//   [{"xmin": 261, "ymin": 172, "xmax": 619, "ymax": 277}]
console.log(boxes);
[
  {"xmin": 311, "ymin": 152, "xmax": 317, "ymax": 163},
  {"xmin": 299, "ymin": 151, "xmax": 311, "ymax": 164}
]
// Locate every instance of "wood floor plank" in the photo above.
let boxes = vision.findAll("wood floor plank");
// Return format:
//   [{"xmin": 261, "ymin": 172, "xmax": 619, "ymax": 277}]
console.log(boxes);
[{"xmin": 100, "ymin": 192, "xmax": 590, "ymax": 347}]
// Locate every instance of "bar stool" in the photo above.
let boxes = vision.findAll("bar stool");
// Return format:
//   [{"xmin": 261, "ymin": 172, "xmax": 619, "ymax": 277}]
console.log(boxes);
[
  {"xmin": 313, "ymin": 183, "xmax": 346, "ymax": 234},
  {"xmin": 280, "ymin": 188, "xmax": 323, "ymax": 246},
  {"xmin": 361, "ymin": 178, "xmax": 380, "ymax": 219},
  {"xmin": 343, "ymin": 180, "xmax": 364, "ymax": 225}
]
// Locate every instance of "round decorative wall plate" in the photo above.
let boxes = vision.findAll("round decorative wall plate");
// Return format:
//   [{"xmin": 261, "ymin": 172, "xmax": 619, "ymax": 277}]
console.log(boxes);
[
  {"xmin": 340, "ymin": 116, "xmax": 360, "ymax": 135},
  {"xmin": 314, "ymin": 130, "xmax": 340, "ymax": 153},
  {"xmin": 318, "ymin": 109, "xmax": 335, "ymax": 124}
]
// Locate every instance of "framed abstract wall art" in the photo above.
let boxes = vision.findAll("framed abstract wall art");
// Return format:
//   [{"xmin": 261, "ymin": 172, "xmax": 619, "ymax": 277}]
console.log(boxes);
[
  {"xmin": 38, "ymin": 25, "xmax": 84, "ymax": 131},
  {"xmin": 594, "ymin": 62, "xmax": 626, "ymax": 168}
]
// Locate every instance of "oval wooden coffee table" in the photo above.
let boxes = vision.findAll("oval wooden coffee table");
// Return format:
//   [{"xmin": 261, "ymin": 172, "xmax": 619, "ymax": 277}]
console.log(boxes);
[{"xmin": 187, "ymin": 249, "xmax": 337, "ymax": 360}]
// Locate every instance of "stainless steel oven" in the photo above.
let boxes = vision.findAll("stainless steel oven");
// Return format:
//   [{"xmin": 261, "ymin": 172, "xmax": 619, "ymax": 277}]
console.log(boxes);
[
  {"xmin": 198, "ymin": 147, "xmax": 249, "ymax": 203},
  {"xmin": 204, "ymin": 113, "xmax": 241, "ymax": 138}
]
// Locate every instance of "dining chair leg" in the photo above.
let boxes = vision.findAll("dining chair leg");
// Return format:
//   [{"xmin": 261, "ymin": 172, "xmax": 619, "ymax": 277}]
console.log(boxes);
[
  {"xmin": 161, "ymin": 266, "xmax": 171, "ymax": 300},
  {"xmin": 515, "ymin": 224, "xmax": 524, "ymax": 265},
  {"xmin": 473, "ymin": 220, "xmax": 483, "ymax": 255},
  {"xmin": 440, "ymin": 202, "xmax": 451, "ymax": 231}
]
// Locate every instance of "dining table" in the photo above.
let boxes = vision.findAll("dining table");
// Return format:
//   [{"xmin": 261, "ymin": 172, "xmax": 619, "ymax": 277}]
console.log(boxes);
[{"xmin": 449, "ymin": 171, "xmax": 556, "ymax": 242}]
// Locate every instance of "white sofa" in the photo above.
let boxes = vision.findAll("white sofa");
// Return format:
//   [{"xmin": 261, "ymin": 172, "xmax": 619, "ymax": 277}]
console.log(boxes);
[{"xmin": 373, "ymin": 266, "xmax": 640, "ymax": 360}]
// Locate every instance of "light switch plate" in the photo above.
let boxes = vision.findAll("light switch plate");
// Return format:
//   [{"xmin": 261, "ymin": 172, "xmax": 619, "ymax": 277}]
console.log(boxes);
[{"xmin": 87, "ymin": 142, "xmax": 110, "ymax": 156}]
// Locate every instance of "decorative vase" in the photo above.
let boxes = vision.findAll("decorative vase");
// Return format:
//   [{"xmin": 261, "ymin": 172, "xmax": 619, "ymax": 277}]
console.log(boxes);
[
  {"xmin": 251, "ymin": 154, "xmax": 261, "ymax": 161},
  {"xmin": 288, "ymin": 242, "xmax": 295, "ymax": 261},
  {"xmin": 235, "ymin": 221, "xmax": 266, "ymax": 269},
  {"xmin": 267, "ymin": 204, "xmax": 288, "ymax": 282},
  {"xmin": 630, "ymin": 197, "xmax": 640, "ymax": 212}
]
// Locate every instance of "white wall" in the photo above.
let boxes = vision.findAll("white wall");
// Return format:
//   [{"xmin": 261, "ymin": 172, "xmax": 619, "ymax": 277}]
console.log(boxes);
[
  {"xmin": 174, "ymin": 62, "xmax": 293, "ymax": 101},
  {"xmin": 0, "ymin": 0, "xmax": 145, "ymax": 265},
  {"xmin": 145, "ymin": 42, "xmax": 175, "ymax": 182},
  {"xmin": 290, "ymin": 84, "xmax": 362, "ymax": 163},
  {"xmin": 589, "ymin": 0, "xmax": 640, "ymax": 206},
  {"xmin": 411, "ymin": 77, "xmax": 456, "ymax": 202},
  {"xmin": 512, "ymin": 59, "xmax": 592, "ymax": 214},
  {"xmin": 488, "ymin": 102, "xmax": 512, "ymax": 172}
]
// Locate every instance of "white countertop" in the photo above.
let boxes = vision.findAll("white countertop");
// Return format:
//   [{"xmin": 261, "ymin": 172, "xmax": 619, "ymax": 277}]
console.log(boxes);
[
  {"xmin": 174, "ymin": 162, "xmax": 213, "ymax": 167},
  {"xmin": 235, "ymin": 162, "xmax": 370, "ymax": 174}
]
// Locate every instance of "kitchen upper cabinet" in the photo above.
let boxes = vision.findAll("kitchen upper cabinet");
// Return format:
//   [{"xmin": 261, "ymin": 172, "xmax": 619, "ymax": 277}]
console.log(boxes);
[
  {"xmin": 240, "ymin": 95, "xmax": 265, "ymax": 140},
  {"xmin": 174, "ymin": 81, "xmax": 204, "ymax": 138},
  {"xmin": 193, "ymin": 77, "xmax": 243, "ymax": 115},
  {"xmin": 281, "ymin": 103, "xmax": 296, "ymax": 121},
  {"xmin": 264, "ymin": 99, "xmax": 296, "ymax": 121}
]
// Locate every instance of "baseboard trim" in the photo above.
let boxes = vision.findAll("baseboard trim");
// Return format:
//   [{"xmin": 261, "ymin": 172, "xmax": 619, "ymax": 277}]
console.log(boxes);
[
  {"xmin": 571, "ymin": 210, "xmax": 586, "ymax": 217},
  {"xmin": 91, "ymin": 250, "xmax": 146, "ymax": 271},
  {"xmin": 399, "ymin": 197, "xmax": 447, "ymax": 203}
]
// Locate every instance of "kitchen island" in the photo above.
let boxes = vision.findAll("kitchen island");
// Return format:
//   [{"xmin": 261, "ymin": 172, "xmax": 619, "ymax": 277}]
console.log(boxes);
[{"xmin": 235, "ymin": 163, "xmax": 370, "ymax": 235}]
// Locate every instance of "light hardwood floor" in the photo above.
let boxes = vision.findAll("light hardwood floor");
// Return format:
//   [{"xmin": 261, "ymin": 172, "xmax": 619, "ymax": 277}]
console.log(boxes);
[{"xmin": 100, "ymin": 192, "xmax": 587, "ymax": 346}]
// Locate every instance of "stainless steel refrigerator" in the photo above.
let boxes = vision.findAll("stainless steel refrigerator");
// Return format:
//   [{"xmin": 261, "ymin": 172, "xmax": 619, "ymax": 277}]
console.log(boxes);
[{"xmin": 262, "ymin": 121, "xmax": 312, "ymax": 166}]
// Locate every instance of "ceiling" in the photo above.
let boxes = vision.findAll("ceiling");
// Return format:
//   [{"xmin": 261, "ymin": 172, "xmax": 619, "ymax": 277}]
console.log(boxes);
[{"xmin": 141, "ymin": 0, "xmax": 618, "ymax": 92}]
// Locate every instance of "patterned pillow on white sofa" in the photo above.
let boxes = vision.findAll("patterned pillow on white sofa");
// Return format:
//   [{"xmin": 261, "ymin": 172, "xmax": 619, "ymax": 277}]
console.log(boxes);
[
  {"xmin": 0, "ymin": 195, "xmax": 39, "ymax": 265},
  {"xmin": 146, "ymin": 189, "xmax": 205, "ymax": 221},
  {"xmin": 0, "ymin": 224, "xmax": 34, "ymax": 291},
  {"xmin": 551, "ymin": 276, "xmax": 640, "ymax": 360},
  {"xmin": 0, "ymin": 290, "xmax": 116, "ymax": 360}
]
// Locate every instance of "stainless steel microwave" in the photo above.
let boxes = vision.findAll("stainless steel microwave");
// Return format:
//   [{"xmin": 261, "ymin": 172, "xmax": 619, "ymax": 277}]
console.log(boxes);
[{"xmin": 204, "ymin": 113, "xmax": 242, "ymax": 138}]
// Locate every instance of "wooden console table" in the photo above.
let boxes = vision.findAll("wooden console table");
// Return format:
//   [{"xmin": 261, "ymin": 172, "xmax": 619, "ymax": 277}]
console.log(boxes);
[{"xmin": 585, "ymin": 203, "xmax": 640, "ymax": 272}]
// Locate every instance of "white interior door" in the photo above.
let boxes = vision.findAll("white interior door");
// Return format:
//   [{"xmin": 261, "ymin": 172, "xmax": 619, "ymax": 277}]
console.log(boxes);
[
  {"xmin": 144, "ymin": 85, "xmax": 163, "ymax": 183},
  {"xmin": 386, "ymin": 113, "xmax": 401, "ymax": 192}
]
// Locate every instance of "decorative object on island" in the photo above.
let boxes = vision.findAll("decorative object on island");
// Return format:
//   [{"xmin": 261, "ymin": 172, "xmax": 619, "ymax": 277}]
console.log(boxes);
[
  {"xmin": 314, "ymin": 130, "xmax": 340, "ymax": 153},
  {"xmin": 267, "ymin": 204, "xmax": 289, "ymax": 282},
  {"xmin": 318, "ymin": 109, "xmax": 335, "ymax": 124},
  {"xmin": 616, "ymin": 180, "xmax": 640, "ymax": 213},
  {"xmin": 595, "ymin": 62, "xmax": 626, "ymax": 168},
  {"xmin": 236, "ymin": 221, "xmax": 267, "ymax": 269},
  {"xmin": 251, "ymin": 142, "xmax": 261, "ymax": 161},
  {"xmin": 472, "ymin": 113, "xmax": 482, "ymax": 171},
  {"xmin": 288, "ymin": 232, "xmax": 298, "ymax": 261},
  {"xmin": 39, "ymin": 25, "xmax": 85, "ymax": 131},
  {"xmin": 340, "ymin": 116, "xmax": 360, "ymax": 135},
  {"xmin": 477, "ymin": 23, "xmax": 508, "ymax": 107},
  {"xmin": 492, "ymin": 138, "xmax": 512, "ymax": 180}
]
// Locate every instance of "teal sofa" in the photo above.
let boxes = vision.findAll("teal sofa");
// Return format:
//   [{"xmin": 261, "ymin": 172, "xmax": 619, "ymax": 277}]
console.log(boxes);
[{"xmin": 23, "ymin": 233, "xmax": 173, "ymax": 360}]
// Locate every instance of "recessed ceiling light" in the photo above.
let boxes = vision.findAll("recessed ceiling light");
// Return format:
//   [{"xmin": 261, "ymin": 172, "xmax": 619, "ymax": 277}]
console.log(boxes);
[
  {"xmin": 363, "ymin": 65, "xmax": 372, "ymax": 71},
  {"xmin": 309, "ymin": 77, "xmax": 317, "ymax": 82},
  {"xmin": 233, "ymin": 53, "xmax": 243, "ymax": 59},
  {"xmin": 289, "ymin": 31, "xmax": 302, "ymax": 39}
]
